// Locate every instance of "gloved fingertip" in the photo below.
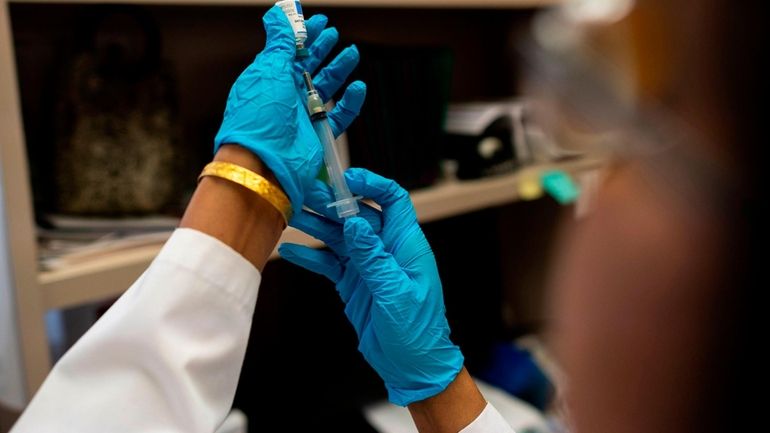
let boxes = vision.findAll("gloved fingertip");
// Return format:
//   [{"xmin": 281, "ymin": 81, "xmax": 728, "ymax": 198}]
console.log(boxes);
[
  {"xmin": 310, "ymin": 25, "xmax": 338, "ymax": 45},
  {"xmin": 344, "ymin": 216, "xmax": 376, "ymax": 245},
  {"xmin": 263, "ymin": 5, "xmax": 286, "ymax": 27},
  {"xmin": 341, "ymin": 44, "xmax": 360, "ymax": 61},
  {"xmin": 263, "ymin": 6, "xmax": 295, "ymax": 53},
  {"xmin": 277, "ymin": 243, "xmax": 292, "ymax": 257},
  {"xmin": 347, "ymin": 80, "xmax": 367, "ymax": 96},
  {"xmin": 344, "ymin": 167, "xmax": 365, "ymax": 185},
  {"xmin": 307, "ymin": 13, "xmax": 328, "ymax": 27}
]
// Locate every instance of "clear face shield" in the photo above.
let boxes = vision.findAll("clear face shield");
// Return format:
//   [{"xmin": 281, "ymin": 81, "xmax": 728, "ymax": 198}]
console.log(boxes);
[
  {"xmin": 520, "ymin": 0, "xmax": 692, "ymax": 161},
  {"xmin": 518, "ymin": 0, "xmax": 740, "ymax": 212}
]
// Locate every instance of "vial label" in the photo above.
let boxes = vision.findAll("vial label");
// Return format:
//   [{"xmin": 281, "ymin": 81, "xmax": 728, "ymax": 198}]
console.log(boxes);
[{"xmin": 276, "ymin": 0, "xmax": 307, "ymax": 43}]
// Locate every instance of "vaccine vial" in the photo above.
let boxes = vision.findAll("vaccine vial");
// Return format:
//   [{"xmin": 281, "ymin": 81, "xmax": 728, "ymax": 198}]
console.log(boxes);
[{"xmin": 275, "ymin": 0, "xmax": 309, "ymax": 58}]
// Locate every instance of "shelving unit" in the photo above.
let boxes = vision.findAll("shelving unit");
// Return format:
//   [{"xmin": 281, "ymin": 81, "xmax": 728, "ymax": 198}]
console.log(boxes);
[{"xmin": 1, "ymin": 0, "xmax": 573, "ymax": 405}]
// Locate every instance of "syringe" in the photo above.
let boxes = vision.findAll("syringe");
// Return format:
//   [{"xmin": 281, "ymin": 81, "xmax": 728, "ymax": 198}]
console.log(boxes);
[{"xmin": 303, "ymin": 72, "xmax": 360, "ymax": 218}]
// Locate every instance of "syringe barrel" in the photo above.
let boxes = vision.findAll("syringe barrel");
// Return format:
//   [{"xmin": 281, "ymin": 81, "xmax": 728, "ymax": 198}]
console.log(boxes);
[{"xmin": 312, "ymin": 116, "xmax": 359, "ymax": 218}]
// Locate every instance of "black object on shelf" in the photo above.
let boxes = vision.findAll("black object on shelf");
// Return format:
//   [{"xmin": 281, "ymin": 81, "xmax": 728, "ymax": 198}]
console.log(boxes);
[
  {"xmin": 53, "ymin": 5, "xmax": 184, "ymax": 216},
  {"xmin": 445, "ymin": 115, "xmax": 519, "ymax": 180},
  {"xmin": 443, "ymin": 101, "xmax": 532, "ymax": 180},
  {"xmin": 344, "ymin": 43, "xmax": 453, "ymax": 190}
]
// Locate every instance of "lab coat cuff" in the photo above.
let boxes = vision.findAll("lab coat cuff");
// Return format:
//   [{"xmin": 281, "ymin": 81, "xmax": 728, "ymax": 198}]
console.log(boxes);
[
  {"xmin": 155, "ymin": 228, "xmax": 262, "ymax": 312},
  {"xmin": 459, "ymin": 402, "xmax": 515, "ymax": 433}
]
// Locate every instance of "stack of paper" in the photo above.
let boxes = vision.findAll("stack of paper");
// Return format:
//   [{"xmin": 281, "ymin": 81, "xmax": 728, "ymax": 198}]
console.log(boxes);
[{"xmin": 37, "ymin": 215, "xmax": 179, "ymax": 271}]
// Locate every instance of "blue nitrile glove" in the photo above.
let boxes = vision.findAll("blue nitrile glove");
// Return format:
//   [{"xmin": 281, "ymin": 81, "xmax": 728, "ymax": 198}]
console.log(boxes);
[
  {"xmin": 214, "ymin": 6, "xmax": 366, "ymax": 216},
  {"xmin": 279, "ymin": 168, "xmax": 464, "ymax": 406}
]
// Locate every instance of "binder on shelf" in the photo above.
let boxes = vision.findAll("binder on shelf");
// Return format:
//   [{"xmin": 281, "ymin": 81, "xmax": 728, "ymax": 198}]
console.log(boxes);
[{"xmin": 344, "ymin": 43, "xmax": 454, "ymax": 191}]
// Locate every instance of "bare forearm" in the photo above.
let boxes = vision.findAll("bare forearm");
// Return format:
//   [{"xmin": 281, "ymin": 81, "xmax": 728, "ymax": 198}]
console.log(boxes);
[
  {"xmin": 180, "ymin": 144, "xmax": 285, "ymax": 271},
  {"xmin": 407, "ymin": 367, "xmax": 487, "ymax": 433}
]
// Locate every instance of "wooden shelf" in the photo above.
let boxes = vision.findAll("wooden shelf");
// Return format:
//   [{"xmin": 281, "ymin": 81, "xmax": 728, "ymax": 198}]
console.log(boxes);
[
  {"xmin": 7, "ymin": 0, "xmax": 562, "ymax": 8},
  {"xmin": 38, "ymin": 156, "xmax": 603, "ymax": 310},
  {"xmin": 37, "ymin": 228, "xmax": 320, "ymax": 309}
]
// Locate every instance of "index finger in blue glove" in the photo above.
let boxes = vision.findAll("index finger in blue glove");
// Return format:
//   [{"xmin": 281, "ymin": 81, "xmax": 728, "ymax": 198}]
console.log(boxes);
[
  {"xmin": 345, "ymin": 168, "xmax": 417, "ymax": 226},
  {"xmin": 289, "ymin": 209, "xmax": 346, "ymax": 255},
  {"xmin": 314, "ymin": 45, "xmax": 360, "ymax": 102},
  {"xmin": 302, "ymin": 27, "xmax": 339, "ymax": 74},
  {"xmin": 344, "ymin": 217, "xmax": 412, "ymax": 300},
  {"xmin": 328, "ymin": 80, "xmax": 366, "ymax": 138},
  {"xmin": 279, "ymin": 243, "xmax": 344, "ymax": 283},
  {"xmin": 262, "ymin": 6, "xmax": 297, "ymax": 59},
  {"xmin": 304, "ymin": 14, "xmax": 328, "ymax": 47}
]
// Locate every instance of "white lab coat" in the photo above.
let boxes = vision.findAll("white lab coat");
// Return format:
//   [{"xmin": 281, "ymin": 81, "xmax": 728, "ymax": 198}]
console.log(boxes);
[{"xmin": 11, "ymin": 228, "xmax": 512, "ymax": 433}]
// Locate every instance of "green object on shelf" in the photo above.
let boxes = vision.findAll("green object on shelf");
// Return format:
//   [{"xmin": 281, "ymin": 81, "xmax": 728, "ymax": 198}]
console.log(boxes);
[{"xmin": 541, "ymin": 170, "xmax": 580, "ymax": 205}]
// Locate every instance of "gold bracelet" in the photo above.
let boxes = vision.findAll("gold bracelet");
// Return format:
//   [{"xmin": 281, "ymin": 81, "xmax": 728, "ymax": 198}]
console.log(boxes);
[{"xmin": 198, "ymin": 161, "xmax": 292, "ymax": 225}]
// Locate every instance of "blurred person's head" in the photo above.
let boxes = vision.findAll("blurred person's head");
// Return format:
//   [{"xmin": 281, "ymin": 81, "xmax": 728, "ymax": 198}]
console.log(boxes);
[
  {"xmin": 526, "ymin": 0, "xmax": 762, "ymax": 172},
  {"xmin": 534, "ymin": 1, "xmax": 762, "ymax": 432}
]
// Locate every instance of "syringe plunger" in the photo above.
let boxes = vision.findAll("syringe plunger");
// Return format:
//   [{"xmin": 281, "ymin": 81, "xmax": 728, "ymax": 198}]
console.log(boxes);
[{"xmin": 303, "ymin": 72, "xmax": 315, "ymax": 92}]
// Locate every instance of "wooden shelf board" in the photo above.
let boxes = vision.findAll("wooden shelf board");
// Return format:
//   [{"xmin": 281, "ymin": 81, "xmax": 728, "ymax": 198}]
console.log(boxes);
[
  {"xmin": 7, "ymin": 0, "xmax": 563, "ymax": 8},
  {"xmin": 38, "ymin": 228, "xmax": 321, "ymax": 309},
  {"xmin": 38, "ymin": 156, "xmax": 603, "ymax": 310}
]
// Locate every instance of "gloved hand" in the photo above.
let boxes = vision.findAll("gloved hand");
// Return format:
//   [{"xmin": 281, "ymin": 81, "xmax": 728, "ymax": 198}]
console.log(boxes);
[
  {"xmin": 279, "ymin": 168, "xmax": 464, "ymax": 406},
  {"xmin": 214, "ymin": 6, "xmax": 366, "ymax": 216}
]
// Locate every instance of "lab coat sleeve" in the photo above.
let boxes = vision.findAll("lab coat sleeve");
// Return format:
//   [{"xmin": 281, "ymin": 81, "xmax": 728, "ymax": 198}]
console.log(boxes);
[
  {"xmin": 11, "ymin": 228, "xmax": 261, "ymax": 433},
  {"xmin": 460, "ymin": 402, "xmax": 516, "ymax": 433}
]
